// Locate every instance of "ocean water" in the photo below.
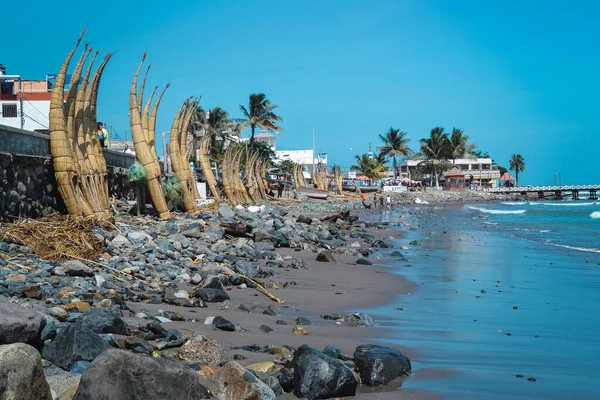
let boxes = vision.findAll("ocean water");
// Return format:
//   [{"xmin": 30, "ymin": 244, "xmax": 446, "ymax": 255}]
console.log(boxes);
[{"xmin": 367, "ymin": 200, "xmax": 600, "ymax": 399}]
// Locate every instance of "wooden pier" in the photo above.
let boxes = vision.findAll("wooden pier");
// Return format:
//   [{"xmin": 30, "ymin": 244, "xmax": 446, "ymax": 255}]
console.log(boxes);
[{"xmin": 489, "ymin": 185, "xmax": 600, "ymax": 200}]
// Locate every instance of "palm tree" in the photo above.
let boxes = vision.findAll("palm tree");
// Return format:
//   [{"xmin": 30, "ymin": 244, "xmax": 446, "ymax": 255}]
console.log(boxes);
[
  {"xmin": 236, "ymin": 93, "xmax": 282, "ymax": 151},
  {"xmin": 351, "ymin": 153, "xmax": 387, "ymax": 181},
  {"xmin": 377, "ymin": 127, "xmax": 411, "ymax": 180},
  {"xmin": 190, "ymin": 106, "xmax": 231, "ymax": 160},
  {"xmin": 448, "ymin": 128, "xmax": 475, "ymax": 164},
  {"xmin": 419, "ymin": 127, "xmax": 450, "ymax": 188},
  {"xmin": 509, "ymin": 154, "xmax": 525, "ymax": 186}
]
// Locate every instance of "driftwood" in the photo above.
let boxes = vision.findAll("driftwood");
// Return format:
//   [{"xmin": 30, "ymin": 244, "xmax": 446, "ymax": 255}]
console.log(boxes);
[{"xmin": 220, "ymin": 222, "xmax": 253, "ymax": 238}]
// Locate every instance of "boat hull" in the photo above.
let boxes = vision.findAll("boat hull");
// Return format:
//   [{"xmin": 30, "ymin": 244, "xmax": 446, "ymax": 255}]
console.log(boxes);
[{"xmin": 299, "ymin": 186, "xmax": 329, "ymax": 199}]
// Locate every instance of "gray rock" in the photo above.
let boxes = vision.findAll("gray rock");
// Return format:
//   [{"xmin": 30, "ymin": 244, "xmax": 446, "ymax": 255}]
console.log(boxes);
[
  {"xmin": 181, "ymin": 223, "xmax": 205, "ymax": 238},
  {"xmin": 254, "ymin": 230, "xmax": 280, "ymax": 245},
  {"xmin": 202, "ymin": 275, "xmax": 225, "ymax": 290},
  {"xmin": 178, "ymin": 335, "xmax": 226, "ymax": 367},
  {"xmin": 354, "ymin": 344, "xmax": 411, "ymax": 386},
  {"xmin": 292, "ymin": 345, "xmax": 356, "ymax": 399},
  {"xmin": 263, "ymin": 375, "xmax": 283, "ymax": 396},
  {"xmin": 218, "ymin": 204, "xmax": 236, "ymax": 219},
  {"xmin": 206, "ymin": 361, "xmax": 276, "ymax": 400},
  {"xmin": 0, "ymin": 343, "xmax": 52, "ymax": 400},
  {"xmin": 344, "ymin": 312, "xmax": 375, "ymax": 327},
  {"xmin": 356, "ymin": 258, "xmax": 373, "ymax": 265},
  {"xmin": 316, "ymin": 250, "xmax": 336, "ymax": 263},
  {"xmin": 110, "ymin": 234, "xmax": 130, "ymax": 246},
  {"xmin": 235, "ymin": 260, "xmax": 260, "ymax": 278},
  {"xmin": 46, "ymin": 374, "xmax": 81, "ymax": 400},
  {"xmin": 62, "ymin": 260, "xmax": 94, "ymax": 277},
  {"xmin": 213, "ymin": 316, "xmax": 236, "ymax": 332},
  {"xmin": 0, "ymin": 302, "xmax": 46, "ymax": 348},
  {"xmin": 203, "ymin": 226, "xmax": 225, "ymax": 240},
  {"xmin": 195, "ymin": 288, "xmax": 230, "ymax": 303},
  {"xmin": 42, "ymin": 325, "xmax": 111, "ymax": 370},
  {"xmin": 72, "ymin": 349, "xmax": 210, "ymax": 400},
  {"xmin": 296, "ymin": 215, "xmax": 312, "ymax": 224},
  {"xmin": 75, "ymin": 307, "xmax": 127, "ymax": 335},
  {"xmin": 48, "ymin": 307, "xmax": 68, "ymax": 322}
]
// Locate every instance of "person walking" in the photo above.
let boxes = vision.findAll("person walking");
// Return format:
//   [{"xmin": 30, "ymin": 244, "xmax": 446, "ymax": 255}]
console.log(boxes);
[{"xmin": 386, "ymin": 195, "xmax": 391, "ymax": 210}]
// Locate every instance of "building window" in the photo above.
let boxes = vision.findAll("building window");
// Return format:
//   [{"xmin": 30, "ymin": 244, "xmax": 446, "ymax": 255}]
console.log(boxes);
[{"xmin": 1, "ymin": 104, "xmax": 17, "ymax": 118}]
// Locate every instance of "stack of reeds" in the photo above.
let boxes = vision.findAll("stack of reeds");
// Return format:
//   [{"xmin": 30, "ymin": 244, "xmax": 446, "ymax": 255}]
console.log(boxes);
[
  {"xmin": 168, "ymin": 100, "xmax": 200, "ymax": 214},
  {"xmin": 129, "ymin": 55, "xmax": 171, "ymax": 220},
  {"xmin": 197, "ymin": 135, "xmax": 221, "ymax": 202},
  {"xmin": 49, "ymin": 29, "xmax": 111, "ymax": 218}
]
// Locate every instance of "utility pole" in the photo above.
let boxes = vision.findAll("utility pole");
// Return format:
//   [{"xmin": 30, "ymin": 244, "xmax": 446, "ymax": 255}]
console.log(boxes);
[
  {"xmin": 19, "ymin": 82, "xmax": 24, "ymax": 130},
  {"xmin": 554, "ymin": 173, "xmax": 557, "ymax": 186},
  {"xmin": 162, "ymin": 131, "xmax": 170, "ymax": 173},
  {"xmin": 312, "ymin": 127, "xmax": 315, "ymax": 176}
]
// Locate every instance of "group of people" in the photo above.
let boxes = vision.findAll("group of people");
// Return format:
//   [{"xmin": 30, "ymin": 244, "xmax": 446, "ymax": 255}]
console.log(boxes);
[
  {"xmin": 97, "ymin": 122, "xmax": 108, "ymax": 148},
  {"xmin": 361, "ymin": 192, "xmax": 392, "ymax": 209}
]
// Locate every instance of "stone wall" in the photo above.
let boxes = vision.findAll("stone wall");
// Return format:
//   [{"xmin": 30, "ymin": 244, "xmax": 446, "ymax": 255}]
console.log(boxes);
[{"xmin": 0, "ymin": 124, "xmax": 156, "ymax": 221}]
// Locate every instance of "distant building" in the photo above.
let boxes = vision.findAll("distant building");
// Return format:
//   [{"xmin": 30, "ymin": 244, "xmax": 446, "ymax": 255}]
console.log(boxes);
[
  {"xmin": 274, "ymin": 149, "xmax": 328, "ymax": 173},
  {"xmin": 0, "ymin": 64, "xmax": 57, "ymax": 132},
  {"xmin": 254, "ymin": 131, "xmax": 276, "ymax": 151},
  {"xmin": 400, "ymin": 157, "xmax": 500, "ymax": 185}
]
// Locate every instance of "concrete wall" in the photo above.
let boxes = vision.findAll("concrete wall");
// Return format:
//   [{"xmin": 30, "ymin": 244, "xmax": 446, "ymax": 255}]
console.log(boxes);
[
  {"xmin": 0, "ymin": 124, "xmax": 163, "ymax": 221},
  {"xmin": 0, "ymin": 100, "xmax": 50, "ymax": 132}
]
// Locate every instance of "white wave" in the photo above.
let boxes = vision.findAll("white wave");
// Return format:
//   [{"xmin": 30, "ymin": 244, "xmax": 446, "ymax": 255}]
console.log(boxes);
[
  {"xmin": 591, "ymin": 211, "xmax": 600, "ymax": 219},
  {"xmin": 515, "ymin": 228, "xmax": 552, "ymax": 233},
  {"xmin": 501, "ymin": 201, "xmax": 525, "ymax": 206},
  {"xmin": 468, "ymin": 206, "xmax": 526, "ymax": 215},
  {"xmin": 483, "ymin": 222, "xmax": 498, "ymax": 225},
  {"xmin": 547, "ymin": 242, "xmax": 600, "ymax": 254},
  {"xmin": 533, "ymin": 201, "xmax": 598, "ymax": 207}
]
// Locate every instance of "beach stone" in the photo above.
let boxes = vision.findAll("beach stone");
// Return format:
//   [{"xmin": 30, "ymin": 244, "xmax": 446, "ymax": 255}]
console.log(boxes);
[
  {"xmin": 274, "ymin": 370, "xmax": 294, "ymax": 393},
  {"xmin": 354, "ymin": 344, "xmax": 412, "ymax": 386},
  {"xmin": 202, "ymin": 275, "xmax": 225, "ymax": 290},
  {"xmin": 296, "ymin": 215, "xmax": 312, "ymax": 225},
  {"xmin": 203, "ymin": 226, "xmax": 225, "ymax": 240},
  {"xmin": 0, "ymin": 302, "xmax": 46, "ymax": 348},
  {"xmin": 0, "ymin": 343, "xmax": 52, "ymax": 400},
  {"xmin": 181, "ymin": 223, "xmax": 205, "ymax": 239},
  {"xmin": 235, "ymin": 260, "xmax": 260, "ymax": 278},
  {"xmin": 61, "ymin": 261, "xmax": 94, "ymax": 277},
  {"xmin": 345, "ymin": 312, "xmax": 375, "ymax": 327},
  {"xmin": 42, "ymin": 325, "xmax": 110, "ymax": 370},
  {"xmin": 238, "ymin": 303, "xmax": 265, "ymax": 313},
  {"xmin": 75, "ymin": 307, "xmax": 127, "ymax": 335},
  {"xmin": 48, "ymin": 307, "xmax": 68, "ymax": 322},
  {"xmin": 40, "ymin": 320, "xmax": 57, "ymax": 342},
  {"xmin": 316, "ymin": 250, "xmax": 336, "ymax": 263},
  {"xmin": 195, "ymin": 288, "xmax": 230, "ymax": 303},
  {"xmin": 371, "ymin": 239, "xmax": 390, "ymax": 248},
  {"xmin": 259, "ymin": 325, "xmax": 273, "ymax": 333},
  {"xmin": 72, "ymin": 349, "xmax": 210, "ymax": 400},
  {"xmin": 356, "ymin": 258, "xmax": 373, "ymax": 265},
  {"xmin": 110, "ymin": 234, "xmax": 130, "ymax": 246},
  {"xmin": 21, "ymin": 283, "xmax": 42, "ymax": 299},
  {"xmin": 218, "ymin": 204, "xmax": 236, "ymax": 219},
  {"xmin": 263, "ymin": 376, "xmax": 284, "ymax": 397},
  {"xmin": 213, "ymin": 316, "xmax": 236, "ymax": 332},
  {"xmin": 295, "ymin": 317, "xmax": 311, "ymax": 325},
  {"xmin": 206, "ymin": 361, "xmax": 276, "ymax": 400},
  {"xmin": 254, "ymin": 230, "xmax": 280, "ymax": 245},
  {"xmin": 178, "ymin": 335, "xmax": 226, "ymax": 367},
  {"xmin": 291, "ymin": 345, "xmax": 357, "ymax": 399}
]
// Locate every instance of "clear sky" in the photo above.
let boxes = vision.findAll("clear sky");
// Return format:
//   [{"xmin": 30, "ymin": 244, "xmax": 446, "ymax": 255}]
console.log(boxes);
[{"xmin": 6, "ymin": 0, "xmax": 600, "ymax": 184}]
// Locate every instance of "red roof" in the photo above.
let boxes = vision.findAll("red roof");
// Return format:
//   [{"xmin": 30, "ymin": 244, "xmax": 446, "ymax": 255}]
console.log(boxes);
[
  {"xmin": 444, "ymin": 167, "xmax": 465, "ymax": 177},
  {"xmin": 500, "ymin": 172, "xmax": 516, "ymax": 181}
]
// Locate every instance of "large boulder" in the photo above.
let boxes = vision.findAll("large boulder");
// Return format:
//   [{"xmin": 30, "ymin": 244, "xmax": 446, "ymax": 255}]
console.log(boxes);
[
  {"xmin": 178, "ymin": 335, "xmax": 226, "ymax": 367},
  {"xmin": 353, "ymin": 344, "xmax": 411, "ymax": 386},
  {"xmin": 42, "ymin": 325, "xmax": 111, "ymax": 370},
  {"xmin": 72, "ymin": 349, "xmax": 210, "ymax": 400},
  {"xmin": 46, "ymin": 374, "xmax": 81, "ymax": 400},
  {"xmin": 316, "ymin": 251, "xmax": 336, "ymax": 263},
  {"xmin": 218, "ymin": 204, "xmax": 236, "ymax": 219},
  {"xmin": 0, "ymin": 302, "xmax": 46, "ymax": 348},
  {"xmin": 292, "ymin": 345, "xmax": 356, "ymax": 399},
  {"xmin": 206, "ymin": 361, "xmax": 275, "ymax": 400},
  {"xmin": 75, "ymin": 307, "xmax": 127, "ymax": 335},
  {"xmin": 0, "ymin": 343, "xmax": 52, "ymax": 400}
]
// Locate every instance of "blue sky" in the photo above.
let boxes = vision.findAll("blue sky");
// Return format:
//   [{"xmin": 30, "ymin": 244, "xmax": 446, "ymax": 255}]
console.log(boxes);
[{"xmin": 6, "ymin": 0, "xmax": 600, "ymax": 184}]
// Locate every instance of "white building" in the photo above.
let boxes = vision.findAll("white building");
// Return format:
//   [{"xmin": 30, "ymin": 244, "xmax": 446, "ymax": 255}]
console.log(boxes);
[
  {"xmin": 274, "ymin": 149, "xmax": 328, "ymax": 172},
  {"xmin": 400, "ymin": 157, "xmax": 500, "ymax": 181},
  {"xmin": 0, "ymin": 65, "xmax": 53, "ymax": 132}
]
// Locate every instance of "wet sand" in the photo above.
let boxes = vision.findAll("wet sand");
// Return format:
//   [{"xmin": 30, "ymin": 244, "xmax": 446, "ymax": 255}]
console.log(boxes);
[{"xmin": 125, "ymin": 227, "xmax": 439, "ymax": 399}]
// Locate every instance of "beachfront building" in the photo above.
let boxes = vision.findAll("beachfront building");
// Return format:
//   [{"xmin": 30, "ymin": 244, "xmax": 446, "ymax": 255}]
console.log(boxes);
[
  {"xmin": 0, "ymin": 64, "xmax": 55, "ymax": 133},
  {"xmin": 399, "ymin": 157, "xmax": 501, "ymax": 187},
  {"xmin": 274, "ymin": 149, "xmax": 328, "ymax": 173},
  {"xmin": 254, "ymin": 131, "xmax": 276, "ymax": 151}
]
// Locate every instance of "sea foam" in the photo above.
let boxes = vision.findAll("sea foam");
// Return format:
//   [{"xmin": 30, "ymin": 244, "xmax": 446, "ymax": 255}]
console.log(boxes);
[
  {"xmin": 533, "ymin": 201, "xmax": 598, "ymax": 207},
  {"xmin": 547, "ymin": 242, "xmax": 600, "ymax": 254},
  {"xmin": 468, "ymin": 206, "xmax": 526, "ymax": 215},
  {"xmin": 590, "ymin": 211, "xmax": 600, "ymax": 219}
]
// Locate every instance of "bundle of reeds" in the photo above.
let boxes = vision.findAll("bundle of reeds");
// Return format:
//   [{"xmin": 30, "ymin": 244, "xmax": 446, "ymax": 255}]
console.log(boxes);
[
  {"xmin": 197, "ymin": 135, "xmax": 221, "ymax": 201},
  {"xmin": 129, "ymin": 55, "xmax": 171, "ymax": 220},
  {"xmin": 49, "ymin": 30, "xmax": 111, "ymax": 218},
  {"xmin": 168, "ymin": 100, "xmax": 200, "ymax": 214}
]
